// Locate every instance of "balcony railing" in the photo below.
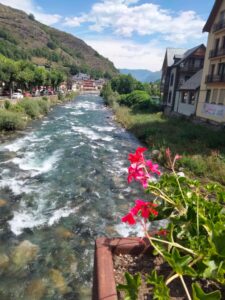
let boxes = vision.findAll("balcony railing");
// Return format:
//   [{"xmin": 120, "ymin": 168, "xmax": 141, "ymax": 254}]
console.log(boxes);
[
  {"xmin": 180, "ymin": 65, "xmax": 202, "ymax": 73},
  {"xmin": 209, "ymin": 48, "xmax": 225, "ymax": 58},
  {"xmin": 205, "ymin": 74, "xmax": 225, "ymax": 83},
  {"xmin": 213, "ymin": 20, "xmax": 225, "ymax": 32}
]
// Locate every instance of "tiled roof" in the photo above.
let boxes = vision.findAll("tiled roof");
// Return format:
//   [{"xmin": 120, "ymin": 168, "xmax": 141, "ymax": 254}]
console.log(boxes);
[{"xmin": 173, "ymin": 44, "xmax": 205, "ymax": 67}]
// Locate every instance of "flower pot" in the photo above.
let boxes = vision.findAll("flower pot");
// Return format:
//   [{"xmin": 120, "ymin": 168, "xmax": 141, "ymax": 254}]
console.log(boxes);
[{"xmin": 92, "ymin": 237, "xmax": 150, "ymax": 300}]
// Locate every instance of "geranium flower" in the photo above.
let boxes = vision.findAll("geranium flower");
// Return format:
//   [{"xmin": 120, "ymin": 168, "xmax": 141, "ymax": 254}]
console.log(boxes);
[
  {"xmin": 146, "ymin": 160, "xmax": 161, "ymax": 176},
  {"xmin": 128, "ymin": 147, "xmax": 147, "ymax": 164},
  {"xmin": 121, "ymin": 212, "xmax": 136, "ymax": 225}
]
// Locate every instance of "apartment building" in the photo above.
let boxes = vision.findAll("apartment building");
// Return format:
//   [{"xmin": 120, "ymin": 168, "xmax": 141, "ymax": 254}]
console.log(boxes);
[{"xmin": 197, "ymin": 0, "xmax": 225, "ymax": 123}]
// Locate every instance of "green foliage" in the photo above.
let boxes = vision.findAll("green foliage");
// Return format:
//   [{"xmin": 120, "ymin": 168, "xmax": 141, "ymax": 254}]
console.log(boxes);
[
  {"xmin": 42, "ymin": 96, "xmax": 48, "ymax": 101},
  {"xmin": 111, "ymin": 74, "xmax": 138, "ymax": 94},
  {"xmin": 192, "ymin": 283, "xmax": 221, "ymax": 300},
  {"xmin": 0, "ymin": 110, "xmax": 26, "ymax": 130},
  {"xmin": 28, "ymin": 13, "xmax": 35, "ymax": 21},
  {"xmin": 4, "ymin": 100, "xmax": 11, "ymax": 110},
  {"xmin": 147, "ymin": 270, "xmax": 170, "ymax": 300},
  {"xmin": 37, "ymin": 99, "xmax": 49, "ymax": 115},
  {"xmin": 19, "ymin": 99, "xmax": 40, "ymax": 119},
  {"xmin": 117, "ymin": 272, "xmax": 141, "ymax": 300}
]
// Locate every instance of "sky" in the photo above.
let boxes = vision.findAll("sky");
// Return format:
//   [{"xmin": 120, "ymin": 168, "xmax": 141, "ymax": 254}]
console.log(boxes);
[{"xmin": 0, "ymin": 0, "xmax": 215, "ymax": 71}]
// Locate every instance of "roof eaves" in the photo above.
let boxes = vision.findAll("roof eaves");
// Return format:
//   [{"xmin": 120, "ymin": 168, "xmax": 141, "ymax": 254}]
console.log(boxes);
[{"xmin": 203, "ymin": 0, "xmax": 223, "ymax": 32}]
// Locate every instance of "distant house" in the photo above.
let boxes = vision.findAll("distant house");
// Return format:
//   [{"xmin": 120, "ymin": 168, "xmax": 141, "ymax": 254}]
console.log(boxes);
[
  {"xmin": 175, "ymin": 69, "xmax": 203, "ymax": 116},
  {"xmin": 160, "ymin": 48, "xmax": 186, "ymax": 105},
  {"xmin": 162, "ymin": 44, "xmax": 206, "ymax": 115},
  {"xmin": 196, "ymin": 0, "xmax": 225, "ymax": 124}
]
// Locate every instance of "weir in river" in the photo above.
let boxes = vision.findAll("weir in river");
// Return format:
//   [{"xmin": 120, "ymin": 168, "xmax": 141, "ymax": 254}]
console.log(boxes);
[{"xmin": 0, "ymin": 95, "xmax": 148, "ymax": 299}]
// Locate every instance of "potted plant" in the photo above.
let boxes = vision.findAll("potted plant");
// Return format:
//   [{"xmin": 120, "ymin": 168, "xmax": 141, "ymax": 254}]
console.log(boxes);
[{"xmin": 93, "ymin": 147, "xmax": 225, "ymax": 299}]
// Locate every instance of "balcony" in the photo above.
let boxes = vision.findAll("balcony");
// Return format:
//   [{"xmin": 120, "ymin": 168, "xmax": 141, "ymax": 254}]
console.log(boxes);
[
  {"xmin": 209, "ymin": 48, "xmax": 225, "ymax": 59},
  {"xmin": 213, "ymin": 20, "xmax": 225, "ymax": 32},
  {"xmin": 180, "ymin": 65, "xmax": 202, "ymax": 73},
  {"xmin": 205, "ymin": 74, "xmax": 225, "ymax": 83}
]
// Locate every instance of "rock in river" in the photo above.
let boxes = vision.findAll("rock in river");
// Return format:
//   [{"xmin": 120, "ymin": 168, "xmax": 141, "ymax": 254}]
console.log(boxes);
[
  {"xmin": 24, "ymin": 278, "xmax": 46, "ymax": 300},
  {"xmin": 11, "ymin": 240, "xmax": 39, "ymax": 269},
  {"xmin": 49, "ymin": 268, "xmax": 70, "ymax": 295}
]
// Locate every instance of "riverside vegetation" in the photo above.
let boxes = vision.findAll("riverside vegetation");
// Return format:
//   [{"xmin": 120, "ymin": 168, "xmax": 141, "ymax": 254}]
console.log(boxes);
[
  {"xmin": 0, "ymin": 92, "xmax": 77, "ymax": 132},
  {"xmin": 101, "ymin": 75, "xmax": 225, "ymax": 185}
]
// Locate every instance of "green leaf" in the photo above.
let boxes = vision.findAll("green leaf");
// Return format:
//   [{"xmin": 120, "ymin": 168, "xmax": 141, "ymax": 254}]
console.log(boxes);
[
  {"xmin": 164, "ymin": 248, "xmax": 196, "ymax": 277},
  {"xmin": 147, "ymin": 270, "xmax": 170, "ymax": 300},
  {"xmin": 192, "ymin": 283, "xmax": 221, "ymax": 300},
  {"xmin": 117, "ymin": 272, "xmax": 141, "ymax": 300}
]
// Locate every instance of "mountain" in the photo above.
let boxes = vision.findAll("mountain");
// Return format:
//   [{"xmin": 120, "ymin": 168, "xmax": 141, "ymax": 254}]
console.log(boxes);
[
  {"xmin": 0, "ymin": 3, "xmax": 117, "ymax": 77},
  {"xmin": 119, "ymin": 69, "xmax": 161, "ymax": 83}
]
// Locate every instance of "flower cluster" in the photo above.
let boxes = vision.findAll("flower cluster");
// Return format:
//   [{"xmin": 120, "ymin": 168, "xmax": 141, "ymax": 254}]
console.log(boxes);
[
  {"xmin": 122, "ymin": 199, "xmax": 158, "ymax": 225},
  {"xmin": 122, "ymin": 147, "xmax": 160, "ymax": 226},
  {"xmin": 127, "ymin": 147, "xmax": 160, "ymax": 189}
]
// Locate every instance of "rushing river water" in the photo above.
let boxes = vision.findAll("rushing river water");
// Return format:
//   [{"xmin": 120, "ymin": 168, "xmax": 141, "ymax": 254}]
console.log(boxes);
[{"xmin": 0, "ymin": 95, "xmax": 150, "ymax": 299}]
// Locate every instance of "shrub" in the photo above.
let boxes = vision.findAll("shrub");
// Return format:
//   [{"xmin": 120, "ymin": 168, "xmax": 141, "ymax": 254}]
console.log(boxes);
[
  {"xmin": 37, "ymin": 99, "xmax": 49, "ymax": 115},
  {"xmin": 57, "ymin": 92, "xmax": 64, "ymax": 101},
  {"xmin": 19, "ymin": 99, "xmax": 40, "ymax": 119},
  {"xmin": 4, "ymin": 100, "xmax": 11, "ymax": 110},
  {"xmin": 42, "ymin": 96, "xmax": 48, "ymax": 101},
  {"xmin": 0, "ymin": 110, "xmax": 26, "ymax": 131}
]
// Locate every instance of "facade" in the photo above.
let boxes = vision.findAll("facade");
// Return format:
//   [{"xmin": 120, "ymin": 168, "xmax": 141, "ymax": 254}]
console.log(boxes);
[
  {"xmin": 175, "ymin": 69, "xmax": 202, "ymax": 116},
  {"xmin": 160, "ymin": 48, "xmax": 186, "ymax": 105},
  {"xmin": 163, "ymin": 45, "xmax": 205, "ymax": 115},
  {"xmin": 196, "ymin": 0, "xmax": 225, "ymax": 124}
]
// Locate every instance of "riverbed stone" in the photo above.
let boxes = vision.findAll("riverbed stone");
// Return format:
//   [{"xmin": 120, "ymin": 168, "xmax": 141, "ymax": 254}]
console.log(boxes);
[
  {"xmin": 55, "ymin": 227, "xmax": 74, "ymax": 239},
  {"xmin": 11, "ymin": 240, "xmax": 39, "ymax": 269},
  {"xmin": 0, "ymin": 253, "xmax": 9, "ymax": 272},
  {"xmin": 24, "ymin": 278, "xmax": 46, "ymax": 300},
  {"xmin": 0, "ymin": 199, "xmax": 7, "ymax": 207},
  {"xmin": 49, "ymin": 268, "xmax": 69, "ymax": 295}
]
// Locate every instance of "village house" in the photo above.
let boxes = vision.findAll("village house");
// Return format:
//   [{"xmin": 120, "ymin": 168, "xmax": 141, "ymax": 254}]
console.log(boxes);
[
  {"xmin": 196, "ymin": 0, "xmax": 225, "ymax": 124},
  {"xmin": 160, "ymin": 48, "xmax": 186, "ymax": 106},
  {"xmin": 161, "ymin": 45, "xmax": 206, "ymax": 115}
]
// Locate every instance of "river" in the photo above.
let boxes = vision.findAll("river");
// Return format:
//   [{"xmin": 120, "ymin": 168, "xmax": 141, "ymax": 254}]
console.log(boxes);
[{"xmin": 0, "ymin": 95, "xmax": 150, "ymax": 299}]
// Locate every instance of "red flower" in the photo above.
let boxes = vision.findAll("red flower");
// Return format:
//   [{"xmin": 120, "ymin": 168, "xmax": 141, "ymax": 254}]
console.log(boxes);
[
  {"xmin": 121, "ymin": 212, "xmax": 136, "ymax": 225},
  {"xmin": 128, "ymin": 147, "xmax": 147, "ymax": 164}
]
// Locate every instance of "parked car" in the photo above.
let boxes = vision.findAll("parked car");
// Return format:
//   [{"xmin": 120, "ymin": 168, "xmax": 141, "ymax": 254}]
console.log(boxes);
[
  {"xmin": 23, "ymin": 92, "xmax": 32, "ymax": 97},
  {"xmin": 12, "ymin": 92, "xmax": 23, "ymax": 99}
]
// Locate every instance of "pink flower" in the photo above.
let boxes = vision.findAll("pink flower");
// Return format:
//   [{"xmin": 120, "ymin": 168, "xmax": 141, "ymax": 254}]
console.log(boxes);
[
  {"xmin": 174, "ymin": 154, "xmax": 182, "ymax": 161},
  {"xmin": 121, "ymin": 212, "xmax": 136, "ymax": 225},
  {"xmin": 146, "ymin": 160, "xmax": 161, "ymax": 176},
  {"xmin": 166, "ymin": 148, "xmax": 171, "ymax": 158}
]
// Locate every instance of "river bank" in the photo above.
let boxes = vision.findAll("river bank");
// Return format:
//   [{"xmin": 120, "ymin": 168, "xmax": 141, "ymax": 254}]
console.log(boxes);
[
  {"xmin": 102, "ymin": 92, "xmax": 225, "ymax": 185},
  {"xmin": 0, "ymin": 92, "xmax": 77, "ymax": 136}
]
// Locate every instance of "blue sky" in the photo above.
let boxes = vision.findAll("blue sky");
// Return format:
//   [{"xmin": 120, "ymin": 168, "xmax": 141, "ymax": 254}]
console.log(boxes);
[{"xmin": 0, "ymin": 0, "xmax": 214, "ymax": 71}]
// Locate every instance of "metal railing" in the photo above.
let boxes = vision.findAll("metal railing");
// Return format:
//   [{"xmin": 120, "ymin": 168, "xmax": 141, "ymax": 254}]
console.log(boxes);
[
  {"xmin": 205, "ymin": 74, "xmax": 225, "ymax": 83},
  {"xmin": 209, "ymin": 48, "xmax": 225, "ymax": 58},
  {"xmin": 213, "ymin": 20, "xmax": 225, "ymax": 32}
]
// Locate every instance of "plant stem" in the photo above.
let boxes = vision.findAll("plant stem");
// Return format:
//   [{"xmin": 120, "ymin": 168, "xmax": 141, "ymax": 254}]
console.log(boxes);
[
  {"xmin": 148, "ymin": 236, "xmax": 196, "ymax": 255},
  {"xmin": 196, "ymin": 194, "xmax": 199, "ymax": 237},
  {"xmin": 166, "ymin": 273, "xmax": 178, "ymax": 285},
  {"xmin": 179, "ymin": 275, "xmax": 192, "ymax": 300}
]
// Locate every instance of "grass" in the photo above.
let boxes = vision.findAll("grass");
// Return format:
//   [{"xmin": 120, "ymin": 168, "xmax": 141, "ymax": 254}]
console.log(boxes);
[
  {"xmin": 113, "ymin": 105, "xmax": 225, "ymax": 185},
  {"xmin": 0, "ymin": 92, "xmax": 77, "ymax": 132}
]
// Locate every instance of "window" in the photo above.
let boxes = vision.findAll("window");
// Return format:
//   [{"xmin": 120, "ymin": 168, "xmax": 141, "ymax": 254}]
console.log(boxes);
[
  {"xmin": 210, "ymin": 64, "xmax": 215, "ymax": 75},
  {"xmin": 222, "ymin": 36, "xmax": 225, "ymax": 49},
  {"xmin": 220, "ymin": 10, "xmax": 225, "ymax": 21},
  {"xmin": 205, "ymin": 90, "xmax": 211, "ymax": 103},
  {"xmin": 218, "ymin": 63, "xmax": 225, "ymax": 79},
  {"xmin": 188, "ymin": 92, "xmax": 195, "ymax": 105},
  {"xmin": 212, "ymin": 89, "xmax": 218, "ymax": 104},
  {"xmin": 170, "ymin": 74, "xmax": 174, "ymax": 86},
  {"xmin": 168, "ymin": 91, "xmax": 172, "ymax": 103},
  {"xmin": 215, "ymin": 38, "xmax": 220, "ymax": 53},
  {"xmin": 181, "ymin": 92, "xmax": 188, "ymax": 103},
  {"xmin": 218, "ymin": 89, "xmax": 225, "ymax": 105}
]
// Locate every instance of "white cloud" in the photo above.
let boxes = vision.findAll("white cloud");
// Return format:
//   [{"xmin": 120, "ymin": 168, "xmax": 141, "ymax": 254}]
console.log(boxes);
[
  {"xmin": 0, "ymin": 0, "xmax": 61, "ymax": 25},
  {"xmin": 85, "ymin": 38, "xmax": 164, "ymax": 71},
  {"xmin": 64, "ymin": 1, "xmax": 205, "ymax": 43}
]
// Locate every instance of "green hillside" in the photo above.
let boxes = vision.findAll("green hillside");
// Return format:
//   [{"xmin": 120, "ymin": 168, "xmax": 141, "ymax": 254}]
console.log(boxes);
[{"xmin": 0, "ymin": 3, "xmax": 117, "ymax": 78}]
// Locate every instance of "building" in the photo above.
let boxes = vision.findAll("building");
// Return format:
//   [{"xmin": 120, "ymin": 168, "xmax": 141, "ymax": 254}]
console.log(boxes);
[
  {"xmin": 196, "ymin": 0, "xmax": 225, "ymax": 124},
  {"xmin": 160, "ymin": 48, "xmax": 186, "ymax": 105},
  {"xmin": 163, "ymin": 45, "xmax": 205, "ymax": 115},
  {"xmin": 175, "ymin": 69, "xmax": 203, "ymax": 116}
]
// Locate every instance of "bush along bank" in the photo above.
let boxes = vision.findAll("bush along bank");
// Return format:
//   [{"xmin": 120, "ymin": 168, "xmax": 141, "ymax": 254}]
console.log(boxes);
[
  {"xmin": 0, "ymin": 91, "xmax": 77, "ymax": 132},
  {"xmin": 101, "ymin": 76, "xmax": 225, "ymax": 186}
]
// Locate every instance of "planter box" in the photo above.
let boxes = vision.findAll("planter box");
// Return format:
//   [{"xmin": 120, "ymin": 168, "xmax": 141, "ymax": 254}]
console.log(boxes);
[{"xmin": 92, "ymin": 237, "xmax": 150, "ymax": 300}]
